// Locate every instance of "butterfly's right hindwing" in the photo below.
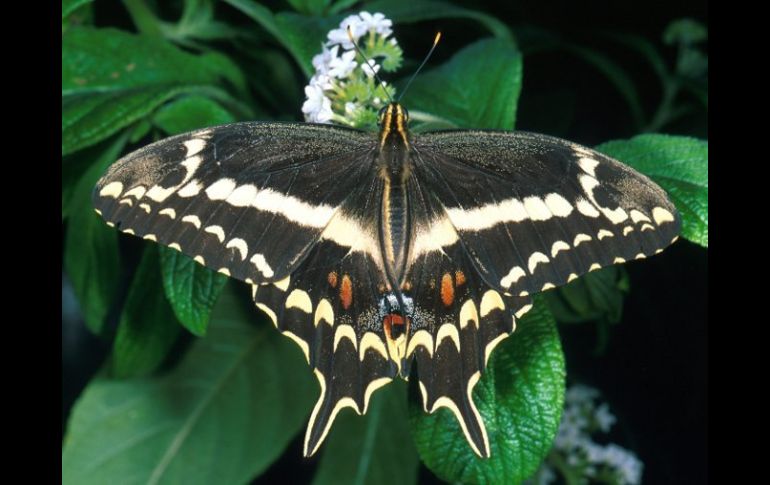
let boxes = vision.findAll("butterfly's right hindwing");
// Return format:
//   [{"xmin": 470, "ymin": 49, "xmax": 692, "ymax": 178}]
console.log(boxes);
[
  {"xmin": 93, "ymin": 122, "xmax": 375, "ymax": 284},
  {"xmin": 252, "ymin": 178, "xmax": 398, "ymax": 458}
]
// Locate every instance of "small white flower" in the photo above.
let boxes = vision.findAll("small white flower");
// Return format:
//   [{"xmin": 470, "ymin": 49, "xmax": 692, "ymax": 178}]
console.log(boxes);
[
  {"xmin": 594, "ymin": 403, "xmax": 616, "ymax": 432},
  {"xmin": 359, "ymin": 11, "xmax": 393, "ymax": 37},
  {"xmin": 603, "ymin": 444, "xmax": 643, "ymax": 485},
  {"xmin": 327, "ymin": 49, "xmax": 357, "ymax": 78},
  {"xmin": 583, "ymin": 441, "xmax": 606, "ymax": 463},
  {"xmin": 327, "ymin": 14, "xmax": 368, "ymax": 48},
  {"xmin": 361, "ymin": 59, "xmax": 381, "ymax": 78},
  {"xmin": 312, "ymin": 45, "xmax": 338, "ymax": 75},
  {"xmin": 309, "ymin": 73, "xmax": 333, "ymax": 90},
  {"xmin": 302, "ymin": 84, "xmax": 333, "ymax": 123},
  {"xmin": 566, "ymin": 384, "xmax": 599, "ymax": 405},
  {"xmin": 327, "ymin": 28, "xmax": 352, "ymax": 49}
]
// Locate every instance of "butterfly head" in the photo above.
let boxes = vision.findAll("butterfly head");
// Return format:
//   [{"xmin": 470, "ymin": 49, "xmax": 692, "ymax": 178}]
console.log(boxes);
[{"xmin": 378, "ymin": 103, "xmax": 410, "ymax": 149}]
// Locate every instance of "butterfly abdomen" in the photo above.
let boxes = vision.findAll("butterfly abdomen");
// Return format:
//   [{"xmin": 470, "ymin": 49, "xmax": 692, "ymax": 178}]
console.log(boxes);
[{"xmin": 376, "ymin": 103, "xmax": 416, "ymax": 284}]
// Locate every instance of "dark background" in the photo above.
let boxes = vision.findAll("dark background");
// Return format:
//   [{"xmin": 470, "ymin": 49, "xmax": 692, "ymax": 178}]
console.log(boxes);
[{"xmin": 62, "ymin": 0, "xmax": 708, "ymax": 483}]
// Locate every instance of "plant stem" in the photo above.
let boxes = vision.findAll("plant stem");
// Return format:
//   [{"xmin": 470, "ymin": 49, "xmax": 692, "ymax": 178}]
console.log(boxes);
[{"xmin": 549, "ymin": 452, "xmax": 586, "ymax": 485}]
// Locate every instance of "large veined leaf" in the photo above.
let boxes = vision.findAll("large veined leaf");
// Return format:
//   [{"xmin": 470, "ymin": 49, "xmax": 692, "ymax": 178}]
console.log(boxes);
[
  {"xmin": 402, "ymin": 38, "xmax": 523, "ymax": 130},
  {"xmin": 312, "ymin": 381, "xmax": 418, "ymax": 485},
  {"xmin": 410, "ymin": 298, "xmax": 565, "ymax": 484},
  {"xmin": 63, "ymin": 86, "xmax": 193, "ymax": 156},
  {"xmin": 62, "ymin": 284, "xmax": 316, "ymax": 484},
  {"xmin": 597, "ymin": 134, "xmax": 708, "ymax": 247},
  {"xmin": 62, "ymin": 27, "xmax": 244, "ymax": 154}
]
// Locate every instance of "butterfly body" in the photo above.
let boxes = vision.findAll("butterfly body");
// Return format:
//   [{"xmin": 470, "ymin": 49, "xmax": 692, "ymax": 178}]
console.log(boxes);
[{"xmin": 93, "ymin": 103, "xmax": 680, "ymax": 459}]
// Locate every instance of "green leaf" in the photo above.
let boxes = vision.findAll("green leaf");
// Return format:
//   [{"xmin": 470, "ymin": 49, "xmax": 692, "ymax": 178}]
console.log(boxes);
[
  {"xmin": 223, "ymin": 0, "xmax": 339, "ymax": 77},
  {"xmin": 62, "ymin": 27, "xmax": 225, "ymax": 95},
  {"xmin": 62, "ymin": 142, "xmax": 107, "ymax": 220},
  {"xmin": 677, "ymin": 48, "xmax": 708, "ymax": 79},
  {"xmin": 122, "ymin": 0, "xmax": 164, "ymax": 37},
  {"xmin": 243, "ymin": 47, "xmax": 304, "ymax": 114},
  {"xmin": 313, "ymin": 381, "xmax": 418, "ymax": 485},
  {"xmin": 596, "ymin": 134, "xmax": 708, "ymax": 247},
  {"xmin": 663, "ymin": 18, "xmax": 708, "ymax": 46},
  {"xmin": 274, "ymin": 12, "xmax": 342, "ymax": 75},
  {"xmin": 63, "ymin": 132, "xmax": 128, "ymax": 335},
  {"xmin": 129, "ymin": 119, "xmax": 152, "ymax": 144},
  {"xmin": 197, "ymin": 50, "xmax": 250, "ymax": 97},
  {"xmin": 62, "ymin": 0, "xmax": 93, "ymax": 22},
  {"xmin": 62, "ymin": 86, "xmax": 192, "ymax": 155},
  {"xmin": 153, "ymin": 95, "xmax": 237, "ymax": 135},
  {"xmin": 366, "ymin": 0, "xmax": 514, "ymax": 42},
  {"xmin": 403, "ymin": 38, "xmax": 522, "ymax": 130},
  {"xmin": 111, "ymin": 247, "xmax": 182, "ymax": 378},
  {"xmin": 62, "ymin": 285, "xmax": 316, "ymax": 484},
  {"xmin": 159, "ymin": 248, "xmax": 228, "ymax": 336},
  {"xmin": 329, "ymin": 0, "xmax": 360, "ymax": 14},
  {"xmin": 411, "ymin": 297, "xmax": 565, "ymax": 484},
  {"xmin": 287, "ymin": 0, "xmax": 331, "ymax": 16},
  {"xmin": 544, "ymin": 267, "xmax": 630, "ymax": 324},
  {"xmin": 62, "ymin": 27, "xmax": 239, "ymax": 154}
]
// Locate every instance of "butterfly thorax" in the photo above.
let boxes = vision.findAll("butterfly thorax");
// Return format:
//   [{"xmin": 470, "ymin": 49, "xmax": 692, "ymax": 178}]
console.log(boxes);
[{"xmin": 376, "ymin": 103, "xmax": 413, "ymax": 287}]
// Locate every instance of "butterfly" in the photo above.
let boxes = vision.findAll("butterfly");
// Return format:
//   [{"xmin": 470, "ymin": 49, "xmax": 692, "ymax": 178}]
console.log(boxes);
[{"xmin": 93, "ymin": 101, "xmax": 680, "ymax": 458}]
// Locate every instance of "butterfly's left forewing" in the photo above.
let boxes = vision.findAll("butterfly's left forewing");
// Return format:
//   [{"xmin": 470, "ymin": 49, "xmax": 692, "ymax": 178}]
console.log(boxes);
[
  {"xmin": 411, "ymin": 130, "xmax": 681, "ymax": 298},
  {"xmin": 93, "ymin": 122, "xmax": 375, "ymax": 284}
]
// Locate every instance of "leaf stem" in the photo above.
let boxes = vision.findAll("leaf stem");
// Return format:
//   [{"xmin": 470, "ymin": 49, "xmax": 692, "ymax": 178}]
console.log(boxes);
[{"xmin": 122, "ymin": 0, "xmax": 164, "ymax": 37}]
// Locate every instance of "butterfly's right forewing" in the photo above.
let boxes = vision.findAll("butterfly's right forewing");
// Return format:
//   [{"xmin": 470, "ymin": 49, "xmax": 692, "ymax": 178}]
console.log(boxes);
[{"xmin": 93, "ymin": 122, "xmax": 375, "ymax": 284}]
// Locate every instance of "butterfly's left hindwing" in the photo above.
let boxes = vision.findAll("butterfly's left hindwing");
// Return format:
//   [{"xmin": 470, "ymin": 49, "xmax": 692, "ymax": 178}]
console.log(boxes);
[{"xmin": 93, "ymin": 123, "xmax": 375, "ymax": 284}]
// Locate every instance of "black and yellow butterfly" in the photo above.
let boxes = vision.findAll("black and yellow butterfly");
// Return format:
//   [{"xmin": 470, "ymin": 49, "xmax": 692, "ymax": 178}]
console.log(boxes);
[{"xmin": 93, "ymin": 101, "xmax": 679, "ymax": 458}]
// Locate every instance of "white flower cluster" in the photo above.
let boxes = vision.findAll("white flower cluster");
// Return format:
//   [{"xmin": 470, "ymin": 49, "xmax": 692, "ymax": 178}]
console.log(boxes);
[
  {"xmin": 531, "ymin": 385, "xmax": 643, "ymax": 485},
  {"xmin": 302, "ymin": 11, "xmax": 397, "ymax": 124}
]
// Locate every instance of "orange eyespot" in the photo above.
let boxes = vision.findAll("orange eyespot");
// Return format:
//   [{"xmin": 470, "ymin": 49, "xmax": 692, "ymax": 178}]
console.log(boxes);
[
  {"xmin": 455, "ymin": 270, "xmax": 466, "ymax": 286},
  {"xmin": 441, "ymin": 273, "xmax": 454, "ymax": 307},
  {"xmin": 340, "ymin": 274, "xmax": 353, "ymax": 310},
  {"xmin": 327, "ymin": 271, "xmax": 338, "ymax": 288}
]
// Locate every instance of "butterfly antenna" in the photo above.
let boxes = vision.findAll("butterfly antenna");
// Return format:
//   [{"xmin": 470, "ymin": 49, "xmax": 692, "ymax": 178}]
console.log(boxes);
[
  {"xmin": 347, "ymin": 26, "xmax": 394, "ymax": 104},
  {"xmin": 397, "ymin": 32, "xmax": 442, "ymax": 103}
]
